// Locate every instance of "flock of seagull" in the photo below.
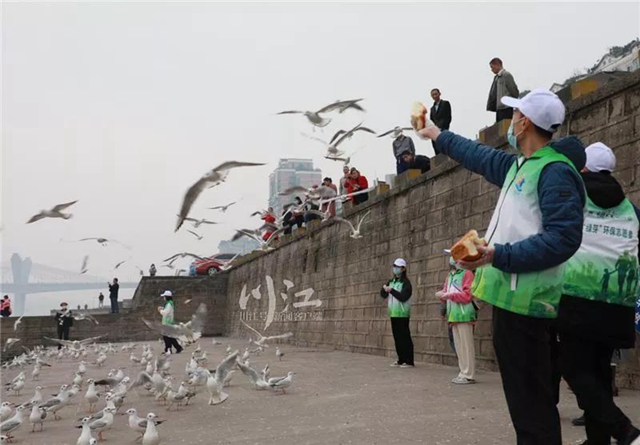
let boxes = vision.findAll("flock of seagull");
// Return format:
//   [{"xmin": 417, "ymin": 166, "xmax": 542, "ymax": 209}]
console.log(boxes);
[
  {"xmin": 20, "ymin": 96, "xmax": 417, "ymax": 279},
  {"xmin": 0, "ymin": 310, "xmax": 296, "ymax": 444}
]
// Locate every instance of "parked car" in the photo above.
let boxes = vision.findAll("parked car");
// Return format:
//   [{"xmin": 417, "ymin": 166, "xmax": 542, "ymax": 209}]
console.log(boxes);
[{"xmin": 190, "ymin": 253, "xmax": 238, "ymax": 276}]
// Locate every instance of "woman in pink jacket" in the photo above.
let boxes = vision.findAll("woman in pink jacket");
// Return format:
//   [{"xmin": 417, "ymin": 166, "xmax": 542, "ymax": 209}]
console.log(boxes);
[{"xmin": 436, "ymin": 257, "xmax": 477, "ymax": 384}]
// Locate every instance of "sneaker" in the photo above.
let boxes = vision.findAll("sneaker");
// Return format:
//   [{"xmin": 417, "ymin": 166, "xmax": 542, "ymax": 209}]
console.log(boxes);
[
  {"xmin": 400, "ymin": 363, "xmax": 414, "ymax": 368},
  {"xmin": 621, "ymin": 427, "xmax": 640, "ymax": 445},
  {"xmin": 165, "ymin": 350, "xmax": 171, "ymax": 355},
  {"xmin": 175, "ymin": 348, "xmax": 183, "ymax": 354},
  {"xmin": 451, "ymin": 376, "xmax": 475, "ymax": 384},
  {"xmin": 390, "ymin": 361, "xmax": 401, "ymax": 367},
  {"xmin": 572, "ymin": 415, "xmax": 586, "ymax": 426}
]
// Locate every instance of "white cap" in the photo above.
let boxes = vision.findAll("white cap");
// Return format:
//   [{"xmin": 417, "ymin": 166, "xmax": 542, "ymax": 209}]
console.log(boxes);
[
  {"xmin": 501, "ymin": 88, "xmax": 565, "ymax": 133},
  {"xmin": 393, "ymin": 258, "xmax": 407, "ymax": 267},
  {"xmin": 585, "ymin": 142, "xmax": 616, "ymax": 172},
  {"xmin": 160, "ymin": 290, "xmax": 172, "ymax": 297}
]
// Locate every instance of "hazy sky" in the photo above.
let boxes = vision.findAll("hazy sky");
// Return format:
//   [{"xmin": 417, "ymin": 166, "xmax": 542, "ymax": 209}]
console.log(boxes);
[{"xmin": 2, "ymin": 2, "xmax": 639, "ymax": 280}]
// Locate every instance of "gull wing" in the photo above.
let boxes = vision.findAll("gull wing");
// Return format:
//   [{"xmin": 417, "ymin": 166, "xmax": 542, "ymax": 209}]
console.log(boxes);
[
  {"xmin": 329, "ymin": 129, "xmax": 347, "ymax": 145},
  {"xmin": 279, "ymin": 186, "xmax": 309, "ymax": 196},
  {"xmin": 233, "ymin": 229, "xmax": 261, "ymax": 243},
  {"xmin": 236, "ymin": 360, "xmax": 261, "ymax": 384},
  {"xmin": 39, "ymin": 396, "xmax": 61, "ymax": 409},
  {"xmin": 176, "ymin": 176, "xmax": 208, "ymax": 232},
  {"xmin": 317, "ymin": 99, "xmax": 363, "ymax": 114},
  {"xmin": 189, "ymin": 304, "xmax": 207, "ymax": 334},
  {"xmin": 43, "ymin": 337, "xmax": 74, "ymax": 347},
  {"xmin": 51, "ymin": 200, "xmax": 78, "ymax": 212},
  {"xmin": 264, "ymin": 228, "xmax": 285, "ymax": 246},
  {"xmin": 187, "ymin": 230, "xmax": 201, "ymax": 239},
  {"xmin": 263, "ymin": 332, "xmax": 294, "ymax": 342},
  {"xmin": 214, "ymin": 350, "xmax": 239, "ymax": 384},
  {"xmin": 78, "ymin": 335, "xmax": 105, "ymax": 345},
  {"xmin": 114, "ymin": 259, "xmax": 127, "ymax": 269},
  {"xmin": 213, "ymin": 161, "xmax": 265, "ymax": 174},
  {"xmin": 356, "ymin": 210, "xmax": 372, "ymax": 232},
  {"xmin": 276, "ymin": 110, "xmax": 303, "ymax": 115},
  {"xmin": 142, "ymin": 319, "xmax": 184, "ymax": 339},
  {"xmin": 13, "ymin": 316, "xmax": 24, "ymax": 332},
  {"xmin": 333, "ymin": 217, "xmax": 357, "ymax": 233},
  {"xmin": 240, "ymin": 320, "xmax": 264, "ymax": 341},
  {"xmin": 199, "ymin": 220, "xmax": 218, "ymax": 225},
  {"xmin": 129, "ymin": 371, "xmax": 153, "ymax": 389},
  {"xmin": 26, "ymin": 213, "xmax": 46, "ymax": 224}
]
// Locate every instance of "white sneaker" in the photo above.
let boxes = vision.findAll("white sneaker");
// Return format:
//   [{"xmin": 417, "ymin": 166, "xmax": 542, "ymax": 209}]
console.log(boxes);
[
  {"xmin": 451, "ymin": 376, "xmax": 475, "ymax": 384},
  {"xmin": 165, "ymin": 350, "xmax": 171, "ymax": 355},
  {"xmin": 390, "ymin": 361, "xmax": 400, "ymax": 367}
]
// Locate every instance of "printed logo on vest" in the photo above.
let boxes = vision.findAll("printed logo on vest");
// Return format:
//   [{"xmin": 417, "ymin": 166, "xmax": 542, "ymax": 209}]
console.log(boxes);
[{"xmin": 514, "ymin": 174, "xmax": 526, "ymax": 192}]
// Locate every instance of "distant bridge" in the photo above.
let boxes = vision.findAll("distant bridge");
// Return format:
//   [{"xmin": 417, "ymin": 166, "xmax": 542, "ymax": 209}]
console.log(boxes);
[{"xmin": 0, "ymin": 254, "xmax": 139, "ymax": 315}]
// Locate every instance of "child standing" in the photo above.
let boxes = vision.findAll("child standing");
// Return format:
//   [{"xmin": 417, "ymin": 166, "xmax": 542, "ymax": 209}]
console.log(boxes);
[{"xmin": 437, "ymin": 257, "xmax": 477, "ymax": 384}]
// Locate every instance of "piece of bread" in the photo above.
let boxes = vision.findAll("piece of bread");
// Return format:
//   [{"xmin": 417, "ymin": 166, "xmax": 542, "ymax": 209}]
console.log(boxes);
[
  {"xmin": 410, "ymin": 102, "xmax": 427, "ymax": 131},
  {"xmin": 450, "ymin": 230, "xmax": 488, "ymax": 262}
]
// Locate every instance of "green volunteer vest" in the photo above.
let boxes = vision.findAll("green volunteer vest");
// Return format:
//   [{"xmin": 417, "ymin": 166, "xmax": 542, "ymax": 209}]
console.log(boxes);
[
  {"xmin": 446, "ymin": 269, "xmax": 477, "ymax": 323},
  {"xmin": 162, "ymin": 300, "xmax": 175, "ymax": 325},
  {"xmin": 563, "ymin": 197, "xmax": 639, "ymax": 307},
  {"xmin": 387, "ymin": 278, "xmax": 410, "ymax": 318},
  {"xmin": 472, "ymin": 146, "xmax": 576, "ymax": 318}
]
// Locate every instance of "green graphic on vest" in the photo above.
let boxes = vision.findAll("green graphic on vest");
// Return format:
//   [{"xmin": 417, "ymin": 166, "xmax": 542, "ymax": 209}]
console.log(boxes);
[
  {"xmin": 387, "ymin": 278, "xmax": 410, "ymax": 318},
  {"xmin": 472, "ymin": 147, "xmax": 576, "ymax": 318},
  {"xmin": 563, "ymin": 197, "xmax": 639, "ymax": 307},
  {"xmin": 446, "ymin": 269, "xmax": 476, "ymax": 323}
]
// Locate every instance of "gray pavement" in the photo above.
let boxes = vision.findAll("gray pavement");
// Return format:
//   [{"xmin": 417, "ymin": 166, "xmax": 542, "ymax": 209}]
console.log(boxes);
[{"xmin": 1, "ymin": 338, "xmax": 638, "ymax": 445}]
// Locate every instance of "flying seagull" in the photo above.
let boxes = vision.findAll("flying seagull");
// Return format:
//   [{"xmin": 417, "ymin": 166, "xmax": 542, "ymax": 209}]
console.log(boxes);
[
  {"xmin": 142, "ymin": 303, "xmax": 207, "ymax": 344},
  {"xmin": 241, "ymin": 320, "xmax": 294, "ymax": 347},
  {"xmin": 182, "ymin": 217, "xmax": 218, "ymax": 228},
  {"xmin": 376, "ymin": 126, "xmax": 414, "ymax": 138},
  {"xmin": 114, "ymin": 259, "xmax": 128, "ymax": 269},
  {"xmin": 208, "ymin": 201, "xmax": 237, "ymax": 212},
  {"xmin": 186, "ymin": 230, "xmax": 204, "ymax": 241},
  {"xmin": 163, "ymin": 252, "xmax": 205, "ymax": 264},
  {"xmin": 73, "ymin": 237, "xmax": 131, "ymax": 249},
  {"xmin": 233, "ymin": 228, "xmax": 285, "ymax": 251},
  {"xmin": 277, "ymin": 99, "xmax": 364, "ymax": 128},
  {"xmin": 27, "ymin": 200, "xmax": 78, "ymax": 224},
  {"xmin": 334, "ymin": 210, "xmax": 372, "ymax": 239},
  {"xmin": 175, "ymin": 161, "xmax": 265, "ymax": 232}
]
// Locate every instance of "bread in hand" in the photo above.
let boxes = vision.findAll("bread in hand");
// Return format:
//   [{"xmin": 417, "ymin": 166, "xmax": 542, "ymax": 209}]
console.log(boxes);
[
  {"xmin": 410, "ymin": 102, "xmax": 427, "ymax": 131},
  {"xmin": 450, "ymin": 230, "xmax": 488, "ymax": 262}
]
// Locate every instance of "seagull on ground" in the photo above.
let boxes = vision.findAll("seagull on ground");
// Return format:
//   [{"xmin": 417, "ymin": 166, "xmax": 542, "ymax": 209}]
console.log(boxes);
[
  {"xmin": 142, "ymin": 413, "xmax": 161, "ymax": 445},
  {"xmin": 268, "ymin": 371, "xmax": 295, "ymax": 394},
  {"xmin": 28, "ymin": 405, "xmax": 46, "ymax": 432}
]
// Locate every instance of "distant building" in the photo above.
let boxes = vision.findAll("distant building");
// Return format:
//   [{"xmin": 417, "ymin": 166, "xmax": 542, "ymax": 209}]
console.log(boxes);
[
  {"xmin": 551, "ymin": 39, "xmax": 640, "ymax": 93},
  {"xmin": 268, "ymin": 158, "xmax": 322, "ymax": 216},
  {"xmin": 217, "ymin": 237, "xmax": 260, "ymax": 255}
]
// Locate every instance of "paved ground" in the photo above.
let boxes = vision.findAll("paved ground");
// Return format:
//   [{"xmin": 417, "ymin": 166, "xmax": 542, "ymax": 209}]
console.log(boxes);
[{"xmin": 1, "ymin": 338, "xmax": 639, "ymax": 445}]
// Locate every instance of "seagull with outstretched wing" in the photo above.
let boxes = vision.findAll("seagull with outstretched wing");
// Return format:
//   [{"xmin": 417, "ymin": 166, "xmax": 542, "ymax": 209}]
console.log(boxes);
[
  {"xmin": 163, "ymin": 252, "xmax": 205, "ymax": 265},
  {"xmin": 186, "ymin": 230, "xmax": 204, "ymax": 241},
  {"xmin": 241, "ymin": 320, "xmax": 293, "ymax": 347},
  {"xmin": 377, "ymin": 126, "xmax": 414, "ymax": 138},
  {"xmin": 175, "ymin": 161, "xmax": 265, "ymax": 231},
  {"xmin": 27, "ymin": 200, "xmax": 78, "ymax": 224},
  {"xmin": 208, "ymin": 201, "xmax": 237, "ymax": 212},
  {"xmin": 277, "ymin": 99, "xmax": 364, "ymax": 129},
  {"xmin": 334, "ymin": 209, "xmax": 372, "ymax": 239}
]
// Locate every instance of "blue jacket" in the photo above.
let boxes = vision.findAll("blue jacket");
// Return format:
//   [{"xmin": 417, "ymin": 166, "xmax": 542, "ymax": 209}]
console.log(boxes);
[{"xmin": 434, "ymin": 131, "xmax": 586, "ymax": 274}]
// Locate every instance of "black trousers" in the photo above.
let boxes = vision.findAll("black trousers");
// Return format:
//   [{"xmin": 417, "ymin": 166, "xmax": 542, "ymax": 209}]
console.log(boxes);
[
  {"xmin": 496, "ymin": 108, "xmax": 514, "ymax": 122},
  {"xmin": 390, "ymin": 317, "xmax": 414, "ymax": 365},
  {"xmin": 559, "ymin": 332, "xmax": 633, "ymax": 444},
  {"xmin": 110, "ymin": 297, "xmax": 119, "ymax": 313},
  {"xmin": 492, "ymin": 306, "xmax": 562, "ymax": 445},
  {"xmin": 57, "ymin": 324, "xmax": 70, "ymax": 350},
  {"xmin": 163, "ymin": 335, "xmax": 182, "ymax": 353}
]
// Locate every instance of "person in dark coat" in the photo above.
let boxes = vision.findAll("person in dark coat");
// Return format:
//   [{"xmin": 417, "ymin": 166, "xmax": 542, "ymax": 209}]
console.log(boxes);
[
  {"xmin": 430, "ymin": 88, "xmax": 452, "ymax": 130},
  {"xmin": 400, "ymin": 151, "xmax": 431, "ymax": 174},
  {"xmin": 392, "ymin": 134, "xmax": 416, "ymax": 175},
  {"xmin": 108, "ymin": 278, "xmax": 119, "ymax": 314},
  {"xmin": 54, "ymin": 302, "xmax": 73, "ymax": 350}
]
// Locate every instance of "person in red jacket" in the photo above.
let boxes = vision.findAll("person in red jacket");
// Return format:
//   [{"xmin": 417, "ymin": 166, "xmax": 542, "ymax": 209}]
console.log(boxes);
[
  {"xmin": 0, "ymin": 295, "xmax": 11, "ymax": 317},
  {"xmin": 261, "ymin": 207, "xmax": 277, "ymax": 241},
  {"xmin": 349, "ymin": 168, "xmax": 369, "ymax": 205}
]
